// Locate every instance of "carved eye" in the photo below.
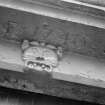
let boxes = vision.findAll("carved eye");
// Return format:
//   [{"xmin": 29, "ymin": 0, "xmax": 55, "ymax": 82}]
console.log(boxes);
[
  {"xmin": 36, "ymin": 57, "xmax": 44, "ymax": 61},
  {"xmin": 27, "ymin": 61, "xmax": 34, "ymax": 65}
]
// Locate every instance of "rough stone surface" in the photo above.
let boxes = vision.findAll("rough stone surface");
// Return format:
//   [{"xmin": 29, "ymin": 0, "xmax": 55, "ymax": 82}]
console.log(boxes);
[
  {"xmin": 0, "ymin": 7, "xmax": 105, "ymax": 60},
  {"xmin": 0, "ymin": 86, "xmax": 97, "ymax": 105},
  {"xmin": 0, "ymin": 69, "xmax": 104, "ymax": 104}
]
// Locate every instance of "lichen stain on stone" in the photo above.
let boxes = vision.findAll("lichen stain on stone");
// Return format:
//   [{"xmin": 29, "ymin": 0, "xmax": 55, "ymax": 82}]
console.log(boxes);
[{"xmin": 0, "ymin": 74, "xmax": 44, "ymax": 94}]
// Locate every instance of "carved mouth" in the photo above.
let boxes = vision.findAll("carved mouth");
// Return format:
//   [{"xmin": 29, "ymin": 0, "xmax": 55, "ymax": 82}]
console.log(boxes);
[{"xmin": 25, "ymin": 61, "xmax": 52, "ymax": 72}]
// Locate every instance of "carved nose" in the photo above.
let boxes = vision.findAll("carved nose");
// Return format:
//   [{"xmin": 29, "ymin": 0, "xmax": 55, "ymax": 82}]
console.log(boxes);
[{"xmin": 36, "ymin": 57, "xmax": 44, "ymax": 61}]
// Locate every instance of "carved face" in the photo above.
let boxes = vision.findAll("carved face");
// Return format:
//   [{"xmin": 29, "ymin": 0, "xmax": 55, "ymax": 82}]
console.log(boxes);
[{"xmin": 22, "ymin": 40, "xmax": 62, "ymax": 72}]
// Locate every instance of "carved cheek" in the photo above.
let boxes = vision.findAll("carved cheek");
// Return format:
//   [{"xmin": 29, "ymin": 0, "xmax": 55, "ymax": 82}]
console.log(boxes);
[{"xmin": 43, "ymin": 52, "xmax": 58, "ymax": 66}]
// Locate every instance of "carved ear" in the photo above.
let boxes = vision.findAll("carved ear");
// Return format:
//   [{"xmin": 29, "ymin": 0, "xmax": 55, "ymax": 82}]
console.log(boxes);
[
  {"xmin": 57, "ymin": 46, "xmax": 63, "ymax": 58},
  {"xmin": 21, "ymin": 40, "xmax": 29, "ymax": 50}
]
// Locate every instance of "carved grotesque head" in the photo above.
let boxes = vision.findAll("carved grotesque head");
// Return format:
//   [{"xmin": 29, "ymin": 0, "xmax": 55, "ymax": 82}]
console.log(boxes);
[{"xmin": 22, "ymin": 40, "xmax": 63, "ymax": 72}]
